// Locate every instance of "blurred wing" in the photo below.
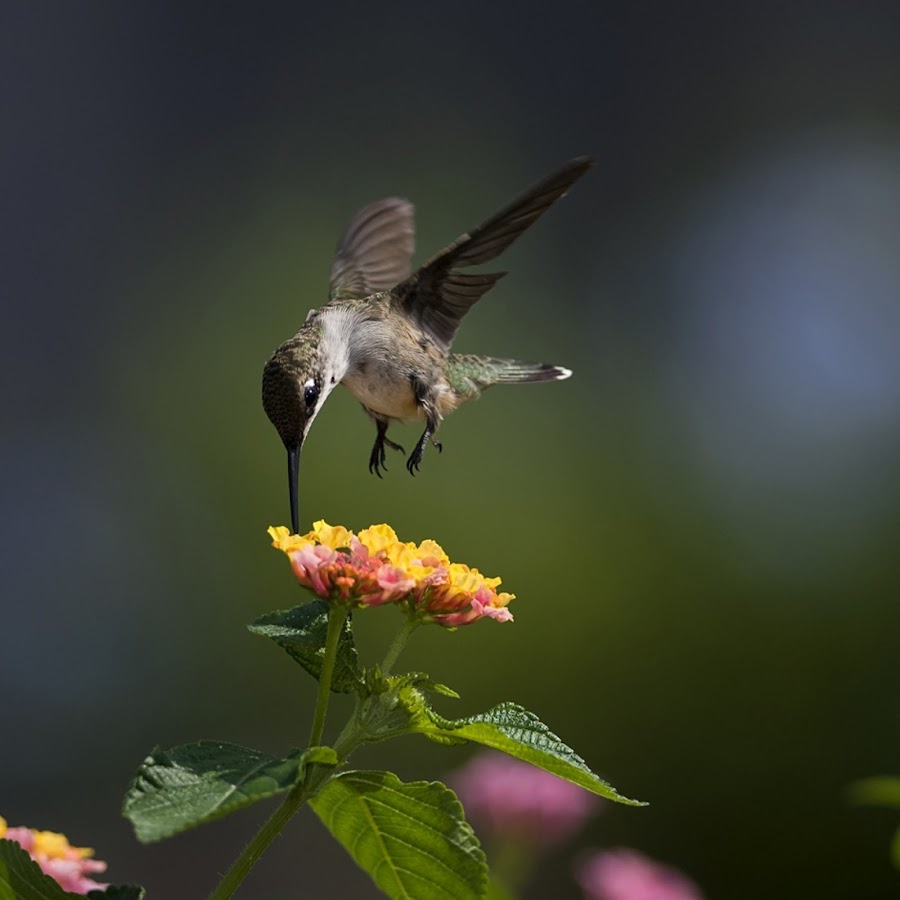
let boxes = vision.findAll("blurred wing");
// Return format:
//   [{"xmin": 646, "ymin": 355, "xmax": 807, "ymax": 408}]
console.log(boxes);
[
  {"xmin": 329, "ymin": 198, "xmax": 415, "ymax": 301},
  {"xmin": 396, "ymin": 157, "xmax": 593, "ymax": 349}
]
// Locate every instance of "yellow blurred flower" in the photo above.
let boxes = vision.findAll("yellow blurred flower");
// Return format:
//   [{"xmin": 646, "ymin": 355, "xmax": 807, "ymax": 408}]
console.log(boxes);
[{"xmin": 0, "ymin": 817, "xmax": 108, "ymax": 894}]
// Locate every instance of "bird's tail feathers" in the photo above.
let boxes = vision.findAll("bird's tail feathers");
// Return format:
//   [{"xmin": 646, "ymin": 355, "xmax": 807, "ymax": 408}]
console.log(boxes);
[{"xmin": 478, "ymin": 357, "xmax": 573, "ymax": 385}]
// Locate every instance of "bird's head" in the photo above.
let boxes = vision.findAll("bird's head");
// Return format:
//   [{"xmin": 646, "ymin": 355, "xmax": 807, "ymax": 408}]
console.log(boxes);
[{"xmin": 262, "ymin": 321, "xmax": 339, "ymax": 534}]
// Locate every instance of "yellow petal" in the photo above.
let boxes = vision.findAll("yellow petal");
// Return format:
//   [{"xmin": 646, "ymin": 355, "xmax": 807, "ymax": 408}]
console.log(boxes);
[
  {"xmin": 383, "ymin": 542, "xmax": 437, "ymax": 580},
  {"xmin": 357, "ymin": 524, "xmax": 400, "ymax": 555},
  {"xmin": 415, "ymin": 539, "xmax": 450, "ymax": 567},
  {"xmin": 385, "ymin": 542, "xmax": 414, "ymax": 566},
  {"xmin": 447, "ymin": 564, "xmax": 482, "ymax": 593},
  {"xmin": 312, "ymin": 521, "xmax": 354, "ymax": 550},
  {"xmin": 267, "ymin": 525, "xmax": 291, "ymax": 547},
  {"xmin": 33, "ymin": 830, "xmax": 71, "ymax": 858},
  {"xmin": 268, "ymin": 525, "xmax": 315, "ymax": 554}
]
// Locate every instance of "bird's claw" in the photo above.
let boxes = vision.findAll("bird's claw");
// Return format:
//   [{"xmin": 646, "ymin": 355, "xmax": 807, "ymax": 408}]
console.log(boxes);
[
  {"xmin": 368, "ymin": 449, "xmax": 385, "ymax": 478},
  {"xmin": 407, "ymin": 437, "xmax": 439, "ymax": 474},
  {"xmin": 406, "ymin": 449, "xmax": 423, "ymax": 475},
  {"xmin": 369, "ymin": 432, "xmax": 406, "ymax": 478}
]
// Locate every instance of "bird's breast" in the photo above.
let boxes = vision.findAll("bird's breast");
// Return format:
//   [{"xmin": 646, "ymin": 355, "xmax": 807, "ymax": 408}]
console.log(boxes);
[
  {"xmin": 340, "ymin": 311, "xmax": 445, "ymax": 421},
  {"xmin": 342, "ymin": 365, "xmax": 422, "ymax": 421}
]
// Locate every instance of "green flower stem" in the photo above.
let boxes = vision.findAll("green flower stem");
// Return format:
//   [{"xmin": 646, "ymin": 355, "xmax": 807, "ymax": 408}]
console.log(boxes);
[
  {"xmin": 209, "ymin": 604, "xmax": 359, "ymax": 900},
  {"xmin": 308, "ymin": 604, "xmax": 350, "ymax": 748},
  {"xmin": 332, "ymin": 712, "xmax": 367, "ymax": 760},
  {"xmin": 489, "ymin": 835, "xmax": 536, "ymax": 898},
  {"xmin": 208, "ymin": 777, "xmax": 316, "ymax": 900},
  {"xmin": 381, "ymin": 613, "xmax": 421, "ymax": 675},
  {"xmin": 209, "ymin": 719, "xmax": 370, "ymax": 899},
  {"xmin": 209, "ymin": 607, "xmax": 425, "ymax": 898}
]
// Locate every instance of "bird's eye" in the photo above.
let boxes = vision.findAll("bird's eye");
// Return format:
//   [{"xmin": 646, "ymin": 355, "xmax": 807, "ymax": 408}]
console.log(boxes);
[{"xmin": 303, "ymin": 382, "xmax": 319, "ymax": 409}]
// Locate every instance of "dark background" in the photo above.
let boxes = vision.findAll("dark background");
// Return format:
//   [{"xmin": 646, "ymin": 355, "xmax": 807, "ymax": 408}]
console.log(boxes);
[{"xmin": 3, "ymin": 2, "xmax": 900, "ymax": 897}]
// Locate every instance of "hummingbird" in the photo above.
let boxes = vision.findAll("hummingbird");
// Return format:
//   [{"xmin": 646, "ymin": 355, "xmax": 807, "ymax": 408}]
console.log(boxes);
[{"xmin": 263, "ymin": 156, "xmax": 592, "ymax": 534}]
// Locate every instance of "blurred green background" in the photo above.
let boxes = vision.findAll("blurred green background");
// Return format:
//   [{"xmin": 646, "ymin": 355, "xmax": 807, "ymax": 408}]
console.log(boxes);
[{"xmin": 4, "ymin": 2, "xmax": 900, "ymax": 897}]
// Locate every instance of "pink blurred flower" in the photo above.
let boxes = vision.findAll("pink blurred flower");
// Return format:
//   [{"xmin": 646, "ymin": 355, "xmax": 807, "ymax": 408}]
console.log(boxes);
[
  {"xmin": 578, "ymin": 848, "xmax": 704, "ymax": 900},
  {"xmin": 450, "ymin": 751, "xmax": 601, "ymax": 848},
  {"xmin": 0, "ymin": 816, "xmax": 108, "ymax": 894}
]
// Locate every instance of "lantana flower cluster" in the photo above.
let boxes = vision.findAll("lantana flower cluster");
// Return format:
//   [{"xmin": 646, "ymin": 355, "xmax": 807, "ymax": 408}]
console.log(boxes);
[
  {"xmin": 578, "ymin": 848, "xmax": 705, "ymax": 900},
  {"xmin": 447, "ymin": 754, "xmax": 705, "ymax": 900},
  {"xmin": 268, "ymin": 522, "xmax": 514, "ymax": 627},
  {"xmin": 451, "ymin": 751, "xmax": 601, "ymax": 848},
  {"xmin": 0, "ymin": 816, "xmax": 108, "ymax": 895}
]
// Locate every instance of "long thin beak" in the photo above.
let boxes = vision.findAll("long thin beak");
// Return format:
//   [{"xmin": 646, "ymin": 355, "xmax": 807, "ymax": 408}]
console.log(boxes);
[{"xmin": 287, "ymin": 442, "xmax": 301, "ymax": 535}]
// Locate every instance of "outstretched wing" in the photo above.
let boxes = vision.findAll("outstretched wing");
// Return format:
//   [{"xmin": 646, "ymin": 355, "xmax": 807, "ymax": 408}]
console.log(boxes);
[
  {"xmin": 395, "ymin": 157, "xmax": 593, "ymax": 350},
  {"xmin": 329, "ymin": 198, "xmax": 415, "ymax": 301}
]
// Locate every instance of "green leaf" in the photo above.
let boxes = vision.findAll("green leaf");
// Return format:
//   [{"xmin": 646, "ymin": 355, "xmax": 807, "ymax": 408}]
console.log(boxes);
[
  {"xmin": 415, "ymin": 701, "xmax": 644, "ymax": 806},
  {"xmin": 123, "ymin": 741, "xmax": 334, "ymax": 842},
  {"xmin": 310, "ymin": 770, "xmax": 487, "ymax": 899},
  {"xmin": 353, "ymin": 674, "xmax": 455, "ymax": 742},
  {"xmin": 405, "ymin": 674, "xmax": 460, "ymax": 701},
  {"xmin": 304, "ymin": 745, "xmax": 340, "ymax": 767},
  {"xmin": 249, "ymin": 600, "xmax": 362, "ymax": 692},
  {"xmin": 848, "ymin": 776, "xmax": 900, "ymax": 810},
  {"xmin": 0, "ymin": 838, "xmax": 70, "ymax": 900}
]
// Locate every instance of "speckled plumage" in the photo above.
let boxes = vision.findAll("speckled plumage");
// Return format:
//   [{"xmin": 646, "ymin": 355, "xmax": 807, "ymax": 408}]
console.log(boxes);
[{"xmin": 263, "ymin": 158, "xmax": 591, "ymax": 532}]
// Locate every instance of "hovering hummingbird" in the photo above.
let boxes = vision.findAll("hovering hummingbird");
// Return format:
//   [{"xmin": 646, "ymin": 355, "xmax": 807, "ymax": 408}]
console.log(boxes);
[{"xmin": 263, "ymin": 156, "xmax": 592, "ymax": 533}]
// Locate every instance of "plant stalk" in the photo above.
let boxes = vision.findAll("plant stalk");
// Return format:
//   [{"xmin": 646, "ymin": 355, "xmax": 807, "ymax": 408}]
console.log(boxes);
[
  {"xmin": 207, "ymin": 777, "xmax": 317, "ymax": 900},
  {"xmin": 309, "ymin": 605, "xmax": 350, "ymax": 748},
  {"xmin": 381, "ymin": 614, "xmax": 421, "ymax": 675},
  {"xmin": 208, "ymin": 603, "xmax": 350, "ymax": 899}
]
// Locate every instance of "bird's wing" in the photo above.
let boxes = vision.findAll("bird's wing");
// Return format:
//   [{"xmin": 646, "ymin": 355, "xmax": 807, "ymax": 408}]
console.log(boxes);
[
  {"xmin": 395, "ymin": 157, "xmax": 593, "ymax": 350},
  {"xmin": 329, "ymin": 198, "xmax": 415, "ymax": 301}
]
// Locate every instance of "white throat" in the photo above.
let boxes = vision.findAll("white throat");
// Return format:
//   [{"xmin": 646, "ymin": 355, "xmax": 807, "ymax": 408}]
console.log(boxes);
[{"xmin": 318, "ymin": 305, "xmax": 359, "ymax": 386}]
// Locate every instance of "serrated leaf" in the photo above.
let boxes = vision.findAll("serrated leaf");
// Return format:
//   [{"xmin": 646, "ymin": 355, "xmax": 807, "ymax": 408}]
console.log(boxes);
[
  {"xmin": 415, "ymin": 701, "xmax": 644, "ymax": 806},
  {"xmin": 123, "ymin": 741, "xmax": 326, "ymax": 842},
  {"xmin": 848, "ymin": 776, "xmax": 900, "ymax": 810},
  {"xmin": 249, "ymin": 600, "xmax": 362, "ymax": 692},
  {"xmin": 310, "ymin": 770, "xmax": 487, "ymax": 899},
  {"xmin": 0, "ymin": 838, "xmax": 70, "ymax": 900}
]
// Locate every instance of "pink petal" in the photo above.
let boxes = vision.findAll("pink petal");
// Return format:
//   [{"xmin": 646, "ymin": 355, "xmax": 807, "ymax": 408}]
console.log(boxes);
[
  {"xmin": 376, "ymin": 565, "xmax": 415, "ymax": 599},
  {"xmin": 578, "ymin": 848, "xmax": 704, "ymax": 900}
]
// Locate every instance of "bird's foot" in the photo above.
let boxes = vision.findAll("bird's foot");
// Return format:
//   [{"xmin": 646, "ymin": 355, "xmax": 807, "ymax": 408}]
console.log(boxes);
[
  {"xmin": 406, "ymin": 445, "xmax": 424, "ymax": 475},
  {"xmin": 369, "ymin": 433, "xmax": 406, "ymax": 478},
  {"xmin": 406, "ymin": 432, "xmax": 439, "ymax": 475},
  {"xmin": 369, "ymin": 442, "xmax": 384, "ymax": 478}
]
